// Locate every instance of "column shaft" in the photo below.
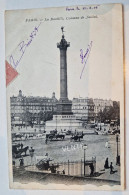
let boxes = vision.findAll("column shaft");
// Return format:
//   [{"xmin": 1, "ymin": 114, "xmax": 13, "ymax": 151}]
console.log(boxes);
[{"xmin": 60, "ymin": 49, "xmax": 68, "ymax": 99}]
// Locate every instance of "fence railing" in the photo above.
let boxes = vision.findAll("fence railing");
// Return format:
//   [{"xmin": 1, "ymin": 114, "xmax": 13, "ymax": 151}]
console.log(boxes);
[
  {"xmin": 24, "ymin": 157, "xmax": 96, "ymax": 177},
  {"xmin": 55, "ymin": 157, "xmax": 96, "ymax": 176}
]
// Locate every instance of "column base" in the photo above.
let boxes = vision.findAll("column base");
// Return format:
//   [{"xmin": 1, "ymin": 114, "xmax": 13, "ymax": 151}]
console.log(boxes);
[{"xmin": 56, "ymin": 98, "xmax": 73, "ymax": 115}]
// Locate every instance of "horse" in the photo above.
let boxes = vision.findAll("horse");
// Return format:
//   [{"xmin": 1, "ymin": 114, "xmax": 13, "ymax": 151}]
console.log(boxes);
[
  {"xmin": 22, "ymin": 146, "xmax": 29, "ymax": 156},
  {"xmin": 12, "ymin": 146, "xmax": 29, "ymax": 158},
  {"xmin": 70, "ymin": 134, "xmax": 84, "ymax": 141}
]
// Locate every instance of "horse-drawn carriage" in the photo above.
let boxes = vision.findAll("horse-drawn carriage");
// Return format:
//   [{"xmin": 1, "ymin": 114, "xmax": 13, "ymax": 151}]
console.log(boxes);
[
  {"xmin": 46, "ymin": 130, "xmax": 65, "ymax": 141},
  {"xmin": 12, "ymin": 143, "xmax": 29, "ymax": 158},
  {"xmin": 36, "ymin": 155, "xmax": 59, "ymax": 173},
  {"xmin": 46, "ymin": 133, "xmax": 65, "ymax": 140},
  {"xmin": 70, "ymin": 132, "xmax": 84, "ymax": 141},
  {"xmin": 66, "ymin": 130, "xmax": 72, "ymax": 135}
]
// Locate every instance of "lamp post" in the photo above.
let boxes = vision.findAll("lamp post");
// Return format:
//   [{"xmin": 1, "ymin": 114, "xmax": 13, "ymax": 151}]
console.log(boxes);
[
  {"xmin": 29, "ymin": 147, "xmax": 34, "ymax": 166},
  {"xmin": 116, "ymin": 133, "xmax": 120, "ymax": 165},
  {"xmin": 83, "ymin": 144, "xmax": 88, "ymax": 176},
  {"xmin": 56, "ymin": 115, "xmax": 57, "ymax": 131}
]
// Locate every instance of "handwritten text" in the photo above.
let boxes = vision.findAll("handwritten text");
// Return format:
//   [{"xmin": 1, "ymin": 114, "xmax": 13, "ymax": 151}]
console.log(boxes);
[
  {"xmin": 62, "ymin": 143, "xmax": 83, "ymax": 152},
  {"xmin": 9, "ymin": 22, "xmax": 41, "ymax": 69},
  {"xmin": 80, "ymin": 41, "xmax": 93, "ymax": 79},
  {"xmin": 66, "ymin": 5, "xmax": 100, "ymax": 11}
]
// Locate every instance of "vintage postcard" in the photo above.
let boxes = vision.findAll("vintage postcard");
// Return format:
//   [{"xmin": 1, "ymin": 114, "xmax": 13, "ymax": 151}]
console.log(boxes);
[{"xmin": 5, "ymin": 3, "xmax": 124, "ymax": 190}]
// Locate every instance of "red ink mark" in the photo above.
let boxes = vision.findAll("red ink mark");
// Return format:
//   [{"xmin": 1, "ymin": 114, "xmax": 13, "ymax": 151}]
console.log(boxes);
[{"xmin": 6, "ymin": 60, "xmax": 19, "ymax": 86}]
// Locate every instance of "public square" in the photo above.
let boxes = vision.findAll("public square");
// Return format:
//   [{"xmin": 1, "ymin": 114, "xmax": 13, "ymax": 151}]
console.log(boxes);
[{"xmin": 12, "ymin": 132, "xmax": 120, "ymax": 183}]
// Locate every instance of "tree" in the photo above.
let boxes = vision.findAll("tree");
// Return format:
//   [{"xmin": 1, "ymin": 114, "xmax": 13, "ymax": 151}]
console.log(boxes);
[
  {"xmin": 22, "ymin": 111, "xmax": 32, "ymax": 126},
  {"xmin": 97, "ymin": 102, "xmax": 120, "ymax": 125},
  {"xmin": 44, "ymin": 111, "xmax": 53, "ymax": 121}
]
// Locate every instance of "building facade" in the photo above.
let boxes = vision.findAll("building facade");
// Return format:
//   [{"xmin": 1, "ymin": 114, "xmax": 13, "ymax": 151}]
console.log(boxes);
[
  {"xmin": 10, "ymin": 90, "xmax": 58, "ymax": 126},
  {"xmin": 72, "ymin": 97, "xmax": 95, "ymax": 121},
  {"xmin": 10, "ymin": 90, "xmax": 115, "ymax": 126}
]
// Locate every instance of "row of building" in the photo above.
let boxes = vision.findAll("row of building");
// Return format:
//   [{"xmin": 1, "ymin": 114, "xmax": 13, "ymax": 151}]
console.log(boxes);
[{"xmin": 10, "ymin": 90, "xmax": 114, "ymax": 126}]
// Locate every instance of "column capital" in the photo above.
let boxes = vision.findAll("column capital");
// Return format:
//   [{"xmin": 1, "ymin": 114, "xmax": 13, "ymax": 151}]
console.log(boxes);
[{"xmin": 57, "ymin": 35, "xmax": 70, "ymax": 50}]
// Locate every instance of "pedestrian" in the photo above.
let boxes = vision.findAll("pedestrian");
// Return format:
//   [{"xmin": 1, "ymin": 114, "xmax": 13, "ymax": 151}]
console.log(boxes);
[
  {"xmin": 13, "ymin": 160, "xmax": 15, "ymax": 166},
  {"xmin": 105, "ymin": 141, "xmax": 109, "ymax": 148},
  {"xmin": 110, "ymin": 162, "xmax": 114, "ymax": 174},
  {"xmin": 62, "ymin": 169, "xmax": 65, "ymax": 174},
  {"xmin": 89, "ymin": 163, "xmax": 94, "ymax": 176},
  {"xmin": 19, "ymin": 157, "xmax": 24, "ymax": 166},
  {"xmin": 45, "ymin": 138, "xmax": 48, "ymax": 144},
  {"xmin": 45, "ymin": 153, "xmax": 48, "ymax": 156},
  {"xmin": 21, "ymin": 143, "xmax": 23, "ymax": 149},
  {"xmin": 104, "ymin": 158, "xmax": 109, "ymax": 169},
  {"xmin": 29, "ymin": 147, "xmax": 34, "ymax": 156},
  {"xmin": 25, "ymin": 134, "xmax": 27, "ymax": 140}
]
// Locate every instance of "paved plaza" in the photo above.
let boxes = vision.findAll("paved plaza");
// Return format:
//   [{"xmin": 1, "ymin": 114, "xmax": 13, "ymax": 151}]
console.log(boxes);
[{"xmin": 13, "ymin": 133, "xmax": 120, "ymax": 183}]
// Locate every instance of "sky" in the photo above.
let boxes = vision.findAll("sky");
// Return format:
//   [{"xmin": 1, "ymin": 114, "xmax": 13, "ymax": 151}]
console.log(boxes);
[{"xmin": 5, "ymin": 4, "xmax": 123, "ymax": 101}]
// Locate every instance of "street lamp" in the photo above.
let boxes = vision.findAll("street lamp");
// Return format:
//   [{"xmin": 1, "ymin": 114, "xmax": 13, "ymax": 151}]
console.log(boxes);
[
  {"xmin": 116, "ymin": 133, "xmax": 120, "ymax": 165},
  {"xmin": 56, "ymin": 115, "xmax": 57, "ymax": 131},
  {"xmin": 29, "ymin": 147, "xmax": 35, "ymax": 166},
  {"xmin": 83, "ymin": 144, "xmax": 88, "ymax": 176}
]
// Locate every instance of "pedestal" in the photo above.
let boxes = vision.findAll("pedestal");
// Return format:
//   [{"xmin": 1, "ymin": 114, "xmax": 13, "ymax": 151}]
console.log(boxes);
[{"xmin": 45, "ymin": 114, "xmax": 83, "ymax": 131}]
